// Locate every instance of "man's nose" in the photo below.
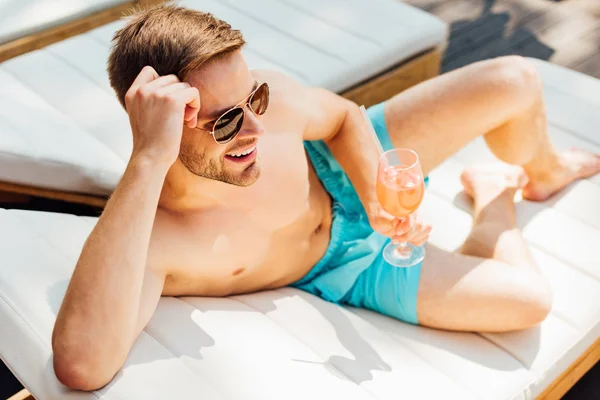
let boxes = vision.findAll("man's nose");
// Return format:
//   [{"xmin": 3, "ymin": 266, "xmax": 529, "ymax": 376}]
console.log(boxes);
[{"xmin": 238, "ymin": 107, "xmax": 265, "ymax": 139}]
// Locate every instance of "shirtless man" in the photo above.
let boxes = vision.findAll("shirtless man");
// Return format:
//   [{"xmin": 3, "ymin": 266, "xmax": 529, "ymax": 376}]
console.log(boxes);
[{"xmin": 52, "ymin": 5, "xmax": 600, "ymax": 391}]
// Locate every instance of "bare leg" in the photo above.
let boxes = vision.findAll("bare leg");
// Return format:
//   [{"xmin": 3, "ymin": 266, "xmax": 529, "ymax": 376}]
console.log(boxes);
[
  {"xmin": 459, "ymin": 164, "xmax": 533, "ymax": 268},
  {"xmin": 384, "ymin": 56, "xmax": 600, "ymax": 201},
  {"xmin": 416, "ymin": 165, "xmax": 552, "ymax": 332},
  {"xmin": 381, "ymin": 56, "xmax": 597, "ymax": 331}
]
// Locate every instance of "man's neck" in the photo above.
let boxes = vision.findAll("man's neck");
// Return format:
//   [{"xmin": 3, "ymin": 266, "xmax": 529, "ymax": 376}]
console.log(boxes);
[{"xmin": 158, "ymin": 160, "xmax": 227, "ymax": 213}]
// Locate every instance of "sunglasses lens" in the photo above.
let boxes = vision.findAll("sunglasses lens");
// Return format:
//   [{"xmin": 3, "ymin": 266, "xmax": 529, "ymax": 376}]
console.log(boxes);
[
  {"xmin": 213, "ymin": 107, "xmax": 244, "ymax": 144},
  {"xmin": 250, "ymin": 83, "xmax": 269, "ymax": 115}
]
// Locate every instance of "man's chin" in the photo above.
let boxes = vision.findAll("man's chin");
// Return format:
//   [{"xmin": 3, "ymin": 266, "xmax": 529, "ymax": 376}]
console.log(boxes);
[
  {"xmin": 233, "ymin": 161, "xmax": 261, "ymax": 187},
  {"xmin": 179, "ymin": 154, "xmax": 261, "ymax": 186}
]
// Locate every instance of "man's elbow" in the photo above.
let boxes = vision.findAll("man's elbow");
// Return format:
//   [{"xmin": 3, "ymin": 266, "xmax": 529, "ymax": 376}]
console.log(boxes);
[{"xmin": 52, "ymin": 348, "xmax": 116, "ymax": 391}]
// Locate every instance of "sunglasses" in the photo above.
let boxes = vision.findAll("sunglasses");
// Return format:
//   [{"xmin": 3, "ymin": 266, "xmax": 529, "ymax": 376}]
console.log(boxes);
[{"xmin": 193, "ymin": 82, "xmax": 270, "ymax": 144}]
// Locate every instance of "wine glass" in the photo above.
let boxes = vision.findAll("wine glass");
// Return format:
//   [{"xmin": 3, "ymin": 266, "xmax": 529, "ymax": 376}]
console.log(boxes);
[{"xmin": 377, "ymin": 148, "xmax": 426, "ymax": 267}]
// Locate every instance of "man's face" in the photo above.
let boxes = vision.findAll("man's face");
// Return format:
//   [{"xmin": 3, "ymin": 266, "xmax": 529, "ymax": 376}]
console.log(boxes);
[{"xmin": 181, "ymin": 52, "xmax": 264, "ymax": 186}]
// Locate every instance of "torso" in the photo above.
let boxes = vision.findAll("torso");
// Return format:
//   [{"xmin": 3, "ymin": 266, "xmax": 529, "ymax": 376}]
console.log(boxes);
[{"xmin": 153, "ymin": 71, "xmax": 333, "ymax": 297}]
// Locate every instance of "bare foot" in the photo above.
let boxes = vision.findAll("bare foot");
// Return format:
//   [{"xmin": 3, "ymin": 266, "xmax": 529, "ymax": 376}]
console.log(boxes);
[
  {"xmin": 461, "ymin": 163, "xmax": 528, "ymax": 212},
  {"xmin": 523, "ymin": 148, "xmax": 600, "ymax": 201}
]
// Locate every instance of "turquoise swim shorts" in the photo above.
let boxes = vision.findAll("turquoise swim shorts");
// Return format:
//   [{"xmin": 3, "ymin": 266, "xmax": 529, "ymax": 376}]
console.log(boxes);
[{"xmin": 292, "ymin": 102, "xmax": 429, "ymax": 325}]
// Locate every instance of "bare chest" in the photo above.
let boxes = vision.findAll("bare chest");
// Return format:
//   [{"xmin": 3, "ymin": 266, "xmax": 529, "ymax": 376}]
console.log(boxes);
[{"xmin": 161, "ymin": 138, "xmax": 331, "ymax": 296}]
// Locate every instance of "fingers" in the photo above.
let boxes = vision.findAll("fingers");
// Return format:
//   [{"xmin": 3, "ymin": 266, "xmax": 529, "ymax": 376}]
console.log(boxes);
[
  {"xmin": 395, "ymin": 214, "xmax": 416, "ymax": 236},
  {"xmin": 177, "ymin": 87, "xmax": 201, "ymax": 128},
  {"xmin": 125, "ymin": 68, "xmax": 180, "ymax": 108},
  {"xmin": 369, "ymin": 205, "xmax": 430, "ymax": 246},
  {"xmin": 407, "ymin": 226, "xmax": 431, "ymax": 246},
  {"xmin": 392, "ymin": 222, "xmax": 431, "ymax": 245},
  {"xmin": 155, "ymin": 82, "xmax": 192, "ymax": 96},
  {"xmin": 154, "ymin": 82, "xmax": 199, "ymax": 126},
  {"xmin": 128, "ymin": 66, "xmax": 159, "ymax": 93},
  {"xmin": 369, "ymin": 204, "xmax": 398, "ymax": 237},
  {"xmin": 373, "ymin": 218, "xmax": 396, "ymax": 237},
  {"xmin": 151, "ymin": 82, "xmax": 200, "ymax": 110},
  {"xmin": 144, "ymin": 81, "xmax": 200, "ymax": 128},
  {"xmin": 142, "ymin": 74, "xmax": 181, "ymax": 92}
]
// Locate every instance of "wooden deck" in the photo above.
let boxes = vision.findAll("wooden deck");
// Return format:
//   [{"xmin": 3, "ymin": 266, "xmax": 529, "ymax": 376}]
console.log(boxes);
[{"xmin": 404, "ymin": 0, "xmax": 600, "ymax": 77}]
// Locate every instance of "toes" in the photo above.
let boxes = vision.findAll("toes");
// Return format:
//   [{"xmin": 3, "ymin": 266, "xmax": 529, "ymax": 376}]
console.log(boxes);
[
  {"xmin": 517, "ymin": 170, "xmax": 530, "ymax": 189},
  {"xmin": 577, "ymin": 152, "xmax": 600, "ymax": 177},
  {"xmin": 460, "ymin": 170, "xmax": 475, "ymax": 194}
]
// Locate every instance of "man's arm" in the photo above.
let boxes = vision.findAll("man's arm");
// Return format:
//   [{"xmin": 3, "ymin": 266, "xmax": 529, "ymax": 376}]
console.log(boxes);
[
  {"xmin": 52, "ymin": 66, "xmax": 200, "ymax": 391},
  {"xmin": 293, "ymin": 77, "xmax": 430, "ymax": 244},
  {"xmin": 302, "ymin": 89, "xmax": 381, "ymax": 215}
]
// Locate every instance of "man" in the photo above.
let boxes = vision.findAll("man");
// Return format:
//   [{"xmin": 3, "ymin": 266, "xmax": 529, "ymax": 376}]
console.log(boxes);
[{"xmin": 52, "ymin": 4, "xmax": 599, "ymax": 391}]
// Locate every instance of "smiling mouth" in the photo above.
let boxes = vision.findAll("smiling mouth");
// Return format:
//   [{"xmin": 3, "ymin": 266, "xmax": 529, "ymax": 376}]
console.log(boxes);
[
  {"xmin": 224, "ymin": 145, "xmax": 257, "ymax": 163},
  {"xmin": 226, "ymin": 146, "xmax": 256, "ymax": 158}
]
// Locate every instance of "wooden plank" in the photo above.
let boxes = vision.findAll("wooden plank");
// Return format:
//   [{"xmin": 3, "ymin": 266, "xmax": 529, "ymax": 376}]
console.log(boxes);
[
  {"xmin": 0, "ymin": 0, "xmax": 166, "ymax": 63},
  {"xmin": 0, "ymin": 181, "xmax": 108, "ymax": 208},
  {"xmin": 405, "ymin": 0, "xmax": 600, "ymax": 77},
  {"xmin": 443, "ymin": 11, "xmax": 513, "ymax": 67},
  {"xmin": 571, "ymin": 0, "xmax": 600, "ymax": 16},
  {"xmin": 0, "ymin": 191, "xmax": 31, "ymax": 205},
  {"xmin": 574, "ymin": 52, "xmax": 600, "ymax": 79},
  {"xmin": 519, "ymin": 7, "xmax": 599, "ymax": 59},
  {"xmin": 342, "ymin": 48, "xmax": 442, "ymax": 108},
  {"xmin": 443, "ymin": 0, "xmax": 598, "ymax": 70},
  {"xmin": 428, "ymin": 0, "xmax": 484, "ymax": 22},
  {"xmin": 537, "ymin": 338, "xmax": 600, "ymax": 400},
  {"xmin": 553, "ymin": 25, "xmax": 600, "ymax": 69},
  {"xmin": 7, "ymin": 389, "xmax": 34, "ymax": 400}
]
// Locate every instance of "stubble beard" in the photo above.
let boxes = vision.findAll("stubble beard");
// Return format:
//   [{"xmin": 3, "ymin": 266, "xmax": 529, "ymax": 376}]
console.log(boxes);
[{"xmin": 179, "ymin": 142, "xmax": 261, "ymax": 187}]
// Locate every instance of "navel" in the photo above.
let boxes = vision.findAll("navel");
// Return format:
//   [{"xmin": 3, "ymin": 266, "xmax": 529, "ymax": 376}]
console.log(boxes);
[
  {"xmin": 314, "ymin": 223, "xmax": 323, "ymax": 235},
  {"xmin": 232, "ymin": 267, "xmax": 245, "ymax": 276}
]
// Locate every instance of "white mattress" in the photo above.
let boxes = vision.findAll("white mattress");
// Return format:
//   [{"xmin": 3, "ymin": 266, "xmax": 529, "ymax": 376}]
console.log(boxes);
[
  {"xmin": 0, "ymin": 0, "xmax": 448, "ymax": 196},
  {"xmin": 0, "ymin": 59, "xmax": 599, "ymax": 399},
  {"xmin": 0, "ymin": 0, "xmax": 132, "ymax": 45}
]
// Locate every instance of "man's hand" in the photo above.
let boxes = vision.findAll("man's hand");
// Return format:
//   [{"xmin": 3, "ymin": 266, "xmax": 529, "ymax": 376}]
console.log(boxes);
[
  {"xmin": 125, "ymin": 66, "xmax": 200, "ymax": 166},
  {"xmin": 368, "ymin": 204, "xmax": 432, "ymax": 246}
]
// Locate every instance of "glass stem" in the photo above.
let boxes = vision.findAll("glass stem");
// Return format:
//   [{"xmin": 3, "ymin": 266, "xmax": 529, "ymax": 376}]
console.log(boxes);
[{"xmin": 395, "ymin": 241, "xmax": 412, "ymax": 258}]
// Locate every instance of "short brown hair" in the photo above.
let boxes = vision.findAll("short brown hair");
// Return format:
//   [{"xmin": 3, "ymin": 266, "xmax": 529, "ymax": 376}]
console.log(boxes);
[{"xmin": 107, "ymin": 4, "xmax": 245, "ymax": 108}]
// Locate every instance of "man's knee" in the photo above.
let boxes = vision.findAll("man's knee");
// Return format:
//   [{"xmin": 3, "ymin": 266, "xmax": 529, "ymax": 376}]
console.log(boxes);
[
  {"xmin": 484, "ymin": 55, "xmax": 542, "ymax": 108},
  {"xmin": 416, "ymin": 266, "xmax": 553, "ymax": 332},
  {"xmin": 514, "ymin": 271, "xmax": 553, "ymax": 329}
]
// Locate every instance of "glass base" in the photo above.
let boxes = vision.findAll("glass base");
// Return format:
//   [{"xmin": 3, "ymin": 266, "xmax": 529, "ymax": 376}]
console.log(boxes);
[{"xmin": 383, "ymin": 242, "xmax": 425, "ymax": 268}]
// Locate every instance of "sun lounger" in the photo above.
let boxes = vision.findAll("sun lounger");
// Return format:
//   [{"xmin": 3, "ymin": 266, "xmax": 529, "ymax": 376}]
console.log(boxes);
[
  {"xmin": 1, "ymin": 0, "xmax": 599, "ymax": 399},
  {"xmin": 1, "ymin": 58, "xmax": 599, "ymax": 400},
  {"xmin": 0, "ymin": 0, "xmax": 448, "ymax": 207}
]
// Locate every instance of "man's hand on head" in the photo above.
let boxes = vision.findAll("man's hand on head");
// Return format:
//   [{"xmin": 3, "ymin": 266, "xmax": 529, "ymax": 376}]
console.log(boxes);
[{"xmin": 125, "ymin": 66, "xmax": 201, "ymax": 168}]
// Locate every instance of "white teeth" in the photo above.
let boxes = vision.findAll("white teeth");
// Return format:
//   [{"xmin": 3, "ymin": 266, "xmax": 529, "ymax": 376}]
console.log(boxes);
[{"xmin": 229, "ymin": 146, "xmax": 255, "ymax": 157}]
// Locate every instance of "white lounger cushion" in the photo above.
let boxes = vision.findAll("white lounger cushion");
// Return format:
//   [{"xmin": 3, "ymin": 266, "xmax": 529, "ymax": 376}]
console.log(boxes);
[
  {"xmin": 1, "ymin": 60, "xmax": 600, "ymax": 399},
  {"xmin": 0, "ymin": 0, "xmax": 132, "ymax": 45},
  {"xmin": 0, "ymin": 0, "xmax": 448, "ymax": 196}
]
